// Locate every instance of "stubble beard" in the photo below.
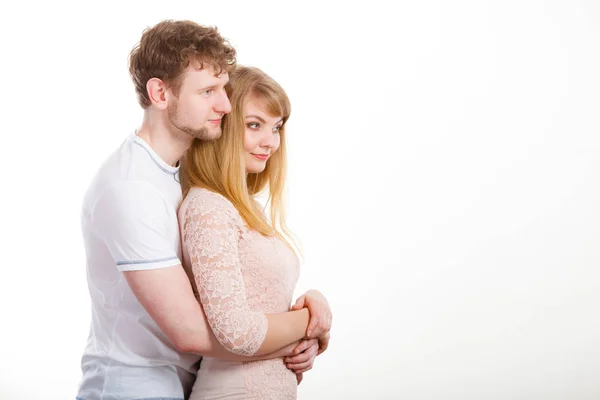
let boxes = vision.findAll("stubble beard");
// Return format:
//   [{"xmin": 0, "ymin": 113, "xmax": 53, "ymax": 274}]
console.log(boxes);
[{"xmin": 168, "ymin": 101, "xmax": 222, "ymax": 142}]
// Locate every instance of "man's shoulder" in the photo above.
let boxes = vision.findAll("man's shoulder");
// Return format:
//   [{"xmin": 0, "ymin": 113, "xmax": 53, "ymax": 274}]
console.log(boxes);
[{"xmin": 83, "ymin": 136, "xmax": 166, "ymax": 211}]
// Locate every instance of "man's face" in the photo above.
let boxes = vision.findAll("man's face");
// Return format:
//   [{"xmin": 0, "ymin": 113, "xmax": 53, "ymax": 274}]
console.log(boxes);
[{"xmin": 167, "ymin": 65, "xmax": 231, "ymax": 141}]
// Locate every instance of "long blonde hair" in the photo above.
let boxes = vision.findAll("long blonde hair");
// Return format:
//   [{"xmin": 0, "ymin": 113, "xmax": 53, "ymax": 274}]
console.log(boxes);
[{"xmin": 181, "ymin": 66, "xmax": 298, "ymax": 253}]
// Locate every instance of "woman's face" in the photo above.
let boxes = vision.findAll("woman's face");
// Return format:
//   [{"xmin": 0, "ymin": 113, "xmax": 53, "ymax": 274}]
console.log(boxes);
[{"xmin": 243, "ymin": 98, "xmax": 283, "ymax": 174}]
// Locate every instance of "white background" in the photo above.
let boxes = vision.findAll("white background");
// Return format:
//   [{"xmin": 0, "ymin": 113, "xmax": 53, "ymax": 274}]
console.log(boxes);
[{"xmin": 1, "ymin": 1, "xmax": 599, "ymax": 399}]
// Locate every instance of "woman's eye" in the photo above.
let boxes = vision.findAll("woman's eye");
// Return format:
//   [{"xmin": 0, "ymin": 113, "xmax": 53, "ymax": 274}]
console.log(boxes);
[
  {"xmin": 273, "ymin": 125, "xmax": 282, "ymax": 133},
  {"xmin": 247, "ymin": 122, "xmax": 260, "ymax": 129}
]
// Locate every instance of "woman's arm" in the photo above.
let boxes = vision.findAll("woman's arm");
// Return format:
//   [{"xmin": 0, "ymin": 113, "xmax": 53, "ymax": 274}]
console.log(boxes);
[{"xmin": 182, "ymin": 192, "xmax": 310, "ymax": 356}]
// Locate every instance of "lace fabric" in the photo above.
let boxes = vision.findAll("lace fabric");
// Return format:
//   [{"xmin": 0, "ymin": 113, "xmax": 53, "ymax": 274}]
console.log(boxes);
[{"xmin": 181, "ymin": 188, "xmax": 300, "ymax": 399}]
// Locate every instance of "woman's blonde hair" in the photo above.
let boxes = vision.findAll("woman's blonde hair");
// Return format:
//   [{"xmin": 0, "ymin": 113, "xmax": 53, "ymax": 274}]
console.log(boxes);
[{"xmin": 181, "ymin": 65, "xmax": 297, "ymax": 253}]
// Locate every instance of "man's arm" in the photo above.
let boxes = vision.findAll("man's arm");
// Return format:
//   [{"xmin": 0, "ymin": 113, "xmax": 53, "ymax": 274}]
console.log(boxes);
[
  {"xmin": 124, "ymin": 265, "xmax": 299, "ymax": 360},
  {"xmin": 94, "ymin": 182, "xmax": 295, "ymax": 361}
]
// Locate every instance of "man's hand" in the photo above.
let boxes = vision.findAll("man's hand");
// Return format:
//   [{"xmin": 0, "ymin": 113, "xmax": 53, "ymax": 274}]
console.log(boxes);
[
  {"xmin": 291, "ymin": 289, "xmax": 332, "ymax": 338},
  {"xmin": 316, "ymin": 331, "xmax": 330, "ymax": 355},
  {"xmin": 285, "ymin": 338, "xmax": 319, "ymax": 374}
]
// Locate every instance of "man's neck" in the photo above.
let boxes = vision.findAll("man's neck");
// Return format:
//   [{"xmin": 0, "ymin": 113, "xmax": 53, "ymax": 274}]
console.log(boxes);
[{"xmin": 137, "ymin": 111, "xmax": 193, "ymax": 167}]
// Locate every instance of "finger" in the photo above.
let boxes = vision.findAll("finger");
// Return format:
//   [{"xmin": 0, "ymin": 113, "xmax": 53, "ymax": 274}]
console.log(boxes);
[
  {"xmin": 319, "ymin": 340, "xmax": 329, "ymax": 353},
  {"xmin": 307, "ymin": 316, "xmax": 319, "ymax": 337},
  {"xmin": 291, "ymin": 295, "xmax": 306, "ymax": 311},
  {"xmin": 297, "ymin": 366, "xmax": 313, "ymax": 374},
  {"xmin": 296, "ymin": 373, "xmax": 303, "ymax": 385},
  {"xmin": 285, "ymin": 351, "xmax": 310, "ymax": 365},
  {"xmin": 288, "ymin": 360, "xmax": 313, "ymax": 371},
  {"xmin": 288, "ymin": 339, "xmax": 318, "ymax": 364},
  {"xmin": 304, "ymin": 338, "xmax": 319, "ymax": 352},
  {"xmin": 292, "ymin": 341, "xmax": 308, "ymax": 355},
  {"xmin": 317, "ymin": 340, "xmax": 329, "ymax": 355}
]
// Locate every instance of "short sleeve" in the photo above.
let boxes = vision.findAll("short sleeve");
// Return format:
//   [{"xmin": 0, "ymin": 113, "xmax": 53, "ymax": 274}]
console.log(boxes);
[{"xmin": 93, "ymin": 181, "xmax": 180, "ymax": 271}]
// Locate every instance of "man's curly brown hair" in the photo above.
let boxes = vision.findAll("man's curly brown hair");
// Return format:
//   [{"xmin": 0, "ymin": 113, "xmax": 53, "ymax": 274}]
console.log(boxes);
[{"xmin": 129, "ymin": 20, "xmax": 237, "ymax": 109}]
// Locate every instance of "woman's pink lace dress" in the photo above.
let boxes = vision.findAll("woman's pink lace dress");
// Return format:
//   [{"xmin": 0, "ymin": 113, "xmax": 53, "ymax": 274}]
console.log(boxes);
[{"xmin": 178, "ymin": 187, "xmax": 300, "ymax": 400}]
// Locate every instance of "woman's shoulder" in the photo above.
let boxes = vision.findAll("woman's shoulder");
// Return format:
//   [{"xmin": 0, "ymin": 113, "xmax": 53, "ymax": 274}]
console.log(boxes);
[{"xmin": 181, "ymin": 187, "xmax": 242, "ymax": 223}]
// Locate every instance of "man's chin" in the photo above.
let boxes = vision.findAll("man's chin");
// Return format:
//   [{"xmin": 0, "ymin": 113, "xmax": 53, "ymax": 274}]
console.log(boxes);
[
  {"xmin": 204, "ymin": 127, "xmax": 222, "ymax": 141},
  {"xmin": 184, "ymin": 126, "xmax": 221, "ymax": 141}
]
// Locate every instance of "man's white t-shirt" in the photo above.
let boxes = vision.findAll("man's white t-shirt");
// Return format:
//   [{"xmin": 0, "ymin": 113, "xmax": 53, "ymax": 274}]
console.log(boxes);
[{"xmin": 77, "ymin": 133, "xmax": 200, "ymax": 400}]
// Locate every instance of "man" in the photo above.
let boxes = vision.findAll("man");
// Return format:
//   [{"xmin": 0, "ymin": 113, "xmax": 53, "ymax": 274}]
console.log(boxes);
[{"xmin": 76, "ymin": 20, "xmax": 331, "ymax": 400}]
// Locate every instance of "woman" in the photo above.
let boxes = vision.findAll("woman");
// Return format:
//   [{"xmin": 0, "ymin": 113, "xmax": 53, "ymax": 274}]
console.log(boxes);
[{"xmin": 178, "ymin": 66, "xmax": 323, "ymax": 399}]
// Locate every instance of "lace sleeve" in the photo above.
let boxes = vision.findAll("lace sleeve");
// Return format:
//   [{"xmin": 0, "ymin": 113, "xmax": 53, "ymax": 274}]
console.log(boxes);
[{"xmin": 182, "ymin": 191, "xmax": 268, "ymax": 356}]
